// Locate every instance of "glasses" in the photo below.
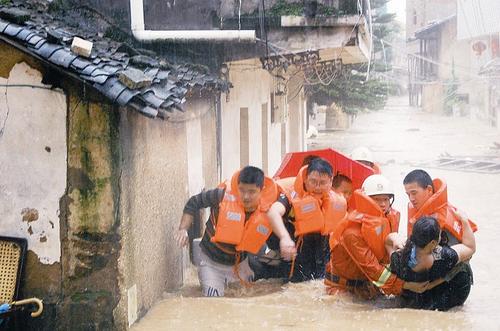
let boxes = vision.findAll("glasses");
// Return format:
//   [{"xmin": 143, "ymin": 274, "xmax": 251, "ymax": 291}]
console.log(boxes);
[{"xmin": 306, "ymin": 178, "xmax": 331, "ymax": 188}]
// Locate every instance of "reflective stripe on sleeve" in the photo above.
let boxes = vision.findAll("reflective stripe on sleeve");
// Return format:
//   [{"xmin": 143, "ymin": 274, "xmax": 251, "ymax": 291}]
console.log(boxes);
[{"xmin": 372, "ymin": 267, "xmax": 392, "ymax": 288}]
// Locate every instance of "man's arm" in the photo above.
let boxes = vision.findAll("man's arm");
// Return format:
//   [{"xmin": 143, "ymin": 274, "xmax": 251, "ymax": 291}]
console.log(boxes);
[
  {"xmin": 267, "ymin": 200, "xmax": 296, "ymax": 260},
  {"xmin": 175, "ymin": 188, "xmax": 224, "ymax": 247},
  {"xmin": 450, "ymin": 208, "xmax": 476, "ymax": 262},
  {"xmin": 341, "ymin": 231, "xmax": 428, "ymax": 295}
]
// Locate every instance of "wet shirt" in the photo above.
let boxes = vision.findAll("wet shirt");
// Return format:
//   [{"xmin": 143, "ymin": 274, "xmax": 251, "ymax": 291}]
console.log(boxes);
[
  {"xmin": 390, "ymin": 245, "xmax": 459, "ymax": 282},
  {"xmin": 183, "ymin": 188, "xmax": 251, "ymax": 266},
  {"xmin": 267, "ymin": 193, "xmax": 330, "ymax": 282}
]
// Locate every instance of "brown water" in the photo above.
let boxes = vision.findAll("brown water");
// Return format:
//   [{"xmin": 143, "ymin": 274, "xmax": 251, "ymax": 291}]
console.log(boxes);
[{"xmin": 132, "ymin": 98, "xmax": 500, "ymax": 331}]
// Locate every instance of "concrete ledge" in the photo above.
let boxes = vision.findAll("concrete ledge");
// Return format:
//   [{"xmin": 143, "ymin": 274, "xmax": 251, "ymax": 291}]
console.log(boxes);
[{"xmin": 281, "ymin": 15, "xmax": 362, "ymax": 27}]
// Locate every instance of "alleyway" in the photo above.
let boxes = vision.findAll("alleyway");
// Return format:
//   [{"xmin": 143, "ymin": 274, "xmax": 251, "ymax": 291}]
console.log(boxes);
[{"xmin": 132, "ymin": 97, "xmax": 500, "ymax": 330}]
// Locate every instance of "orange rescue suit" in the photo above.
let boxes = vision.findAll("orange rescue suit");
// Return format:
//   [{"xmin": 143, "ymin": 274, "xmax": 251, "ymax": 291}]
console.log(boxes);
[
  {"xmin": 407, "ymin": 178, "xmax": 478, "ymax": 241},
  {"xmin": 287, "ymin": 166, "xmax": 347, "ymax": 236},
  {"xmin": 211, "ymin": 171, "xmax": 279, "ymax": 255},
  {"xmin": 325, "ymin": 189, "xmax": 404, "ymax": 296}
]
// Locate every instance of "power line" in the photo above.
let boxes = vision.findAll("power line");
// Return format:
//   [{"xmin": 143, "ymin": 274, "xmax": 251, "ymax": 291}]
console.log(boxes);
[{"xmin": 381, "ymin": 39, "xmax": 488, "ymax": 80}]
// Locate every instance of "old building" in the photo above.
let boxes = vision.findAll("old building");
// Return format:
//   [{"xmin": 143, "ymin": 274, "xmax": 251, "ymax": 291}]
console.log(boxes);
[
  {"xmin": 457, "ymin": 0, "xmax": 500, "ymax": 128},
  {"xmin": 0, "ymin": 0, "xmax": 372, "ymax": 329}
]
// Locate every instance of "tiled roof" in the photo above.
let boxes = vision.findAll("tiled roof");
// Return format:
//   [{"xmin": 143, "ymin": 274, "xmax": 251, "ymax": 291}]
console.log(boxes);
[
  {"xmin": 414, "ymin": 15, "xmax": 456, "ymax": 39},
  {"xmin": 0, "ymin": 5, "xmax": 229, "ymax": 119}
]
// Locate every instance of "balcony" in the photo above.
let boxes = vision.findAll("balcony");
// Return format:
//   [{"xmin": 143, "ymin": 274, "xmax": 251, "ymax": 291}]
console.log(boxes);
[{"xmin": 139, "ymin": 0, "xmax": 372, "ymax": 64}]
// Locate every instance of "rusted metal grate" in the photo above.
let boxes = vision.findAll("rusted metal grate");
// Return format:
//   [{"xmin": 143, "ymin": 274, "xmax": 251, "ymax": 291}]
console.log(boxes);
[{"xmin": 416, "ymin": 157, "xmax": 500, "ymax": 174}]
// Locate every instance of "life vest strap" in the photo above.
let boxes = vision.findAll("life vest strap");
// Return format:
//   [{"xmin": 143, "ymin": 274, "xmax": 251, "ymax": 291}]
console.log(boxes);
[{"xmin": 288, "ymin": 236, "xmax": 305, "ymax": 279}]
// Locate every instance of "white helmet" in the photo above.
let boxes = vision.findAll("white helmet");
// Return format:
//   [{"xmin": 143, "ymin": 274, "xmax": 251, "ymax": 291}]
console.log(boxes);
[
  {"xmin": 351, "ymin": 146, "xmax": 374, "ymax": 163},
  {"xmin": 362, "ymin": 174, "xmax": 394, "ymax": 196}
]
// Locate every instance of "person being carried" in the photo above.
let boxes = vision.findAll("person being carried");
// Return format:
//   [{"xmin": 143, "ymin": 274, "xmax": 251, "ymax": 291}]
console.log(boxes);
[
  {"xmin": 325, "ymin": 174, "xmax": 425, "ymax": 299},
  {"xmin": 266, "ymin": 157, "xmax": 347, "ymax": 282},
  {"xmin": 387, "ymin": 213, "xmax": 476, "ymax": 310},
  {"xmin": 175, "ymin": 166, "xmax": 279, "ymax": 297}
]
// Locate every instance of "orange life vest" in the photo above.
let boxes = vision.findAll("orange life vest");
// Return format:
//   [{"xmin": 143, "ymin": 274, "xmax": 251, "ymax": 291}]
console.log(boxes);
[
  {"xmin": 387, "ymin": 209, "xmax": 400, "ymax": 233},
  {"xmin": 407, "ymin": 178, "xmax": 478, "ymax": 242},
  {"xmin": 289, "ymin": 166, "xmax": 347, "ymax": 236},
  {"xmin": 330, "ymin": 189, "xmax": 394, "ymax": 263},
  {"xmin": 275, "ymin": 176, "xmax": 295, "ymax": 194},
  {"xmin": 211, "ymin": 171, "xmax": 279, "ymax": 254}
]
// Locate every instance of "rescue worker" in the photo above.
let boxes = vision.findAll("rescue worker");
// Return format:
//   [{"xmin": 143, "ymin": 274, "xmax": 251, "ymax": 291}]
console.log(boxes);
[
  {"xmin": 266, "ymin": 158, "xmax": 347, "ymax": 282},
  {"xmin": 175, "ymin": 166, "xmax": 279, "ymax": 297},
  {"xmin": 325, "ymin": 175, "xmax": 427, "ymax": 298},
  {"xmin": 351, "ymin": 146, "xmax": 381, "ymax": 174},
  {"xmin": 402, "ymin": 169, "xmax": 477, "ymax": 309},
  {"xmin": 403, "ymin": 169, "xmax": 478, "ymax": 245}
]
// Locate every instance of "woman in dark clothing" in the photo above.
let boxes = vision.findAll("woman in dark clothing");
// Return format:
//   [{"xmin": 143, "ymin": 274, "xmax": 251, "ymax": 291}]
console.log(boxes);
[{"xmin": 388, "ymin": 214, "xmax": 476, "ymax": 311}]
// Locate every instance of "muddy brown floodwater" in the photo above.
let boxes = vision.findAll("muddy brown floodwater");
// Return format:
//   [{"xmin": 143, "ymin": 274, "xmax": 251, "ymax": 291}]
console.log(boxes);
[{"xmin": 132, "ymin": 97, "xmax": 500, "ymax": 330}]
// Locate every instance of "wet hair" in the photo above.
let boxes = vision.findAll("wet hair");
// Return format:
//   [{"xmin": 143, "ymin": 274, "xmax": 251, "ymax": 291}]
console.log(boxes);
[
  {"xmin": 301, "ymin": 155, "xmax": 320, "ymax": 167},
  {"xmin": 238, "ymin": 166, "xmax": 265, "ymax": 189},
  {"xmin": 332, "ymin": 173, "xmax": 352, "ymax": 188},
  {"xmin": 403, "ymin": 169, "xmax": 434, "ymax": 192},
  {"xmin": 306, "ymin": 158, "xmax": 333, "ymax": 177},
  {"xmin": 400, "ymin": 216, "xmax": 440, "ymax": 273}
]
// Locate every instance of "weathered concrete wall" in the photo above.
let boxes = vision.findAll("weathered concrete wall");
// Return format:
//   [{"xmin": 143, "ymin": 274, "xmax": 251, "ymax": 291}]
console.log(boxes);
[
  {"xmin": 117, "ymin": 103, "xmax": 192, "ymax": 328},
  {"xmin": 59, "ymin": 85, "xmax": 122, "ymax": 330},
  {"xmin": 221, "ymin": 59, "xmax": 309, "ymax": 178},
  {"xmin": 221, "ymin": 59, "xmax": 289, "ymax": 178},
  {"xmin": 0, "ymin": 62, "xmax": 66, "ymax": 263},
  {"xmin": 0, "ymin": 43, "xmax": 66, "ymax": 329},
  {"xmin": 406, "ymin": 0, "xmax": 456, "ymax": 39},
  {"xmin": 422, "ymin": 82, "xmax": 444, "ymax": 113}
]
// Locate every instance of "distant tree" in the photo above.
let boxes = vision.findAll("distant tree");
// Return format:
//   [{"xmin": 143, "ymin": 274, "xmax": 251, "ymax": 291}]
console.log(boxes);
[{"xmin": 307, "ymin": 0, "xmax": 401, "ymax": 115}]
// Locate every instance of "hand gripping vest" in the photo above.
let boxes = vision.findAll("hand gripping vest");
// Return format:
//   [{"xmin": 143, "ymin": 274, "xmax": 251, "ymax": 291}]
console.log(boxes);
[
  {"xmin": 289, "ymin": 166, "xmax": 347, "ymax": 236},
  {"xmin": 329, "ymin": 189, "xmax": 394, "ymax": 263},
  {"xmin": 210, "ymin": 171, "xmax": 279, "ymax": 255},
  {"xmin": 407, "ymin": 178, "xmax": 478, "ymax": 242}
]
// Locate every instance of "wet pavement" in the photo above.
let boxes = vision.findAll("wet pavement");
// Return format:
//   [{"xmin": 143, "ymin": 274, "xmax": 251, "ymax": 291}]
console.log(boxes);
[{"xmin": 131, "ymin": 97, "xmax": 500, "ymax": 330}]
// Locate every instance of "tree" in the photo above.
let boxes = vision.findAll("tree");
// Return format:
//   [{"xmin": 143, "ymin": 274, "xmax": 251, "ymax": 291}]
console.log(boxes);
[{"xmin": 307, "ymin": 0, "xmax": 401, "ymax": 116}]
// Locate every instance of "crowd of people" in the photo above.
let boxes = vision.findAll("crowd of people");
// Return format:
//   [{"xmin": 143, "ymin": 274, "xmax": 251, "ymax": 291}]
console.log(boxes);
[{"xmin": 174, "ymin": 148, "xmax": 477, "ymax": 311}]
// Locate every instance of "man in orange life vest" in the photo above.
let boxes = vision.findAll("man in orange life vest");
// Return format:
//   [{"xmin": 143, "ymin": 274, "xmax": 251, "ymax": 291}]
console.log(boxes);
[
  {"xmin": 175, "ymin": 166, "xmax": 279, "ymax": 297},
  {"xmin": 266, "ymin": 158, "xmax": 347, "ymax": 282},
  {"xmin": 403, "ymin": 169, "xmax": 477, "ymax": 307},
  {"xmin": 325, "ymin": 175, "xmax": 428, "ymax": 298}
]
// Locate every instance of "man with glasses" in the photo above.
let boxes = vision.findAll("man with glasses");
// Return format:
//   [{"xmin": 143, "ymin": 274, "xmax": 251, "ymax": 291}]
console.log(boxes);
[{"xmin": 266, "ymin": 158, "xmax": 347, "ymax": 282}]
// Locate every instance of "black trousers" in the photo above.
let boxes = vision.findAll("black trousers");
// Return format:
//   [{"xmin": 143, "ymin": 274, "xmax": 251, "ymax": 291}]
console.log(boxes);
[{"xmin": 251, "ymin": 232, "xmax": 330, "ymax": 283}]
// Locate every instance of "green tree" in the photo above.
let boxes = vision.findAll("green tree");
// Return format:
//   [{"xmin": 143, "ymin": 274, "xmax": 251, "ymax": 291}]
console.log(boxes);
[{"xmin": 307, "ymin": 0, "xmax": 401, "ymax": 114}]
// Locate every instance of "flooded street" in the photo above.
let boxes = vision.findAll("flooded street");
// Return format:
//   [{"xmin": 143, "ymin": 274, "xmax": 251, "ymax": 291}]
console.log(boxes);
[{"xmin": 131, "ymin": 97, "xmax": 500, "ymax": 331}]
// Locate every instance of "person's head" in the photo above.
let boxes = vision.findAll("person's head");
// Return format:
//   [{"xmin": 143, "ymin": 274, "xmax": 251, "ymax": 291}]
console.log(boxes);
[
  {"xmin": 362, "ymin": 174, "xmax": 394, "ymax": 214},
  {"xmin": 399, "ymin": 217, "xmax": 441, "ymax": 273},
  {"xmin": 304, "ymin": 158, "xmax": 334, "ymax": 196},
  {"xmin": 351, "ymin": 146, "xmax": 375, "ymax": 168},
  {"xmin": 238, "ymin": 166, "xmax": 264, "ymax": 212},
  {"xmin": 403, "ymin": 169, "xmax": 434, "ymax": 211},
  {"xmin": 301, "ymin": 155, "xmax": 320, "ymax": 167},
  {"xmin": 410, "ymin": 216, "xmax": 441, "ymax": 252},
  {"xmin": 332, "ymin": 173, "xmax": 353, "ymax": 201}
]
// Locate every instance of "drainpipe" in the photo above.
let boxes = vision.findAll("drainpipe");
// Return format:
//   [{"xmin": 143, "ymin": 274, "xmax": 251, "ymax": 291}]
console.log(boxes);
[{"xmin": 130, "ymin": 0, "xmax": 256, "ymax": 42}]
